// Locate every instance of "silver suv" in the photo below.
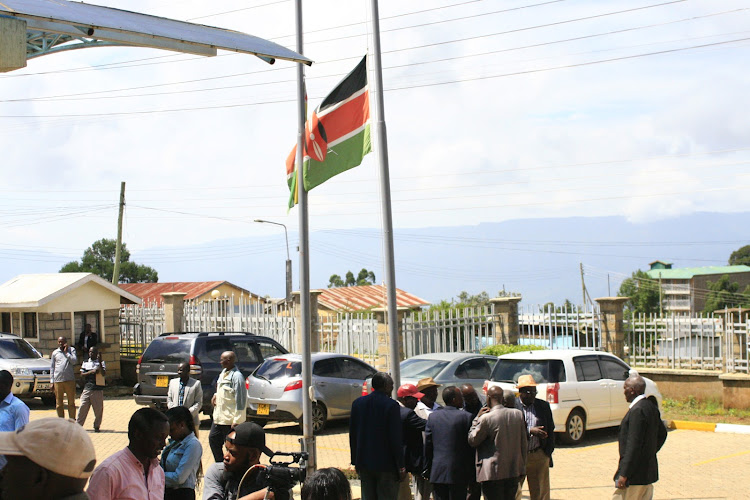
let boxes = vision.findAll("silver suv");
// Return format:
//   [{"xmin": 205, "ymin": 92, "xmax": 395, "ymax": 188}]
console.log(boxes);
[{"xmin": 0, "ymin": 333, "xmax": 55, "ymax": 405}]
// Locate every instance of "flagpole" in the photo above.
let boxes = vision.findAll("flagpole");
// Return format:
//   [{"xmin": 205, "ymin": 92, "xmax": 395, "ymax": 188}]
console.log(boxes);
[
  {"xmin": 369, "ymin": 0, "xmax": 401, "ymax": 392},
  {"xmin": 295, "ymin": 0, "xmax": 316, "ymax": 475}
]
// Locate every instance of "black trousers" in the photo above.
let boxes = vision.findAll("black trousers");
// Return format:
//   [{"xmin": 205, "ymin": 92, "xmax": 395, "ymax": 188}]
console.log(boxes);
[
  {"xmin": 433, "ymin": 483, "xmax": 468, "ymax": 500},
  {"xmin": 164, "ymin": 488, "xmax": 195, "ymax": 500},
  {"xmin": 208, "ymin": 423, "xmax": 233, "ymax": 462},
  {"xmin": 481, "ymin": 478, "xmax": 518, "ymax": 500}
]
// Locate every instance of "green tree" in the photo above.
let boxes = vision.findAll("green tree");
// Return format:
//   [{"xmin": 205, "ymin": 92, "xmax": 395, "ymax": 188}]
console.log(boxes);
[
  {"xmin": 540, "ymin": 299, "xmax": 579, "ymax": 313},
  {"xmin": 618, "ymin": 270, "xmax": 660, "ymax": 315},
  {"xmin": 327, "ymin": 268, "xmax": 376, "ymax": 288},
  {"xmin": 60, "ymin": 238, "xmax": 158, "ymax": 284},
  {"xmin": 729, "ymin": 245, "xmax": 750, "ymax": 266},
  {"xmin": 703, "ymin": 274, "xmax": 750, "ymax": 313}
]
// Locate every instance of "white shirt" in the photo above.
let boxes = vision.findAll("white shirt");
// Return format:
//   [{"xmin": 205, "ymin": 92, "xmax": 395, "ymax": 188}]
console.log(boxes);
[{"xmin": 629, "ymin": 394, "xmax": 646, "ymax": 409}]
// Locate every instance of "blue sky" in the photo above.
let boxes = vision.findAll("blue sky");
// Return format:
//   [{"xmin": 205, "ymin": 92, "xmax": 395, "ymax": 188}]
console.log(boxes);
[{"xmin": 0, "ymin": 0, "xmax": 748, "ymax": 292}]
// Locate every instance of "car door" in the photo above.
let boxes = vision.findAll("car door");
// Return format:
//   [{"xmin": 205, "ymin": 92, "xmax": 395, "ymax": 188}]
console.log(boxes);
[
  {"xmin": 454, "ymin": 356, "xmax": 493, "ymax": 390},
  {"xmin": 339, "ymin": 357, "xmax": 377, "ymax": 408},
  {"xmin": 598, "ymin": 355, "xmax": 631, "ymax": 422},
  {"xmin": 312, "ymin": 357, "xmax": 350, "ymax": 416},
  {"xmin": 572, "ymin": 355, "xmax": 610, "ymax": 425}
]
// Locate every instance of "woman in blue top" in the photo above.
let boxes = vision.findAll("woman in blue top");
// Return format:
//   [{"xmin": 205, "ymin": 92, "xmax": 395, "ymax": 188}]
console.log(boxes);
[{"xmin": 162, "ymin": 406, "xmax": 203, "ymax": 500}]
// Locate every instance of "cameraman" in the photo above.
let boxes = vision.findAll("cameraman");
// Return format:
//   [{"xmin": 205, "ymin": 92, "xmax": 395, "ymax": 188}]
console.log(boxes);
[{"xmin": 203, "ymin": 422, "xmax": 281, "ymax": 500}]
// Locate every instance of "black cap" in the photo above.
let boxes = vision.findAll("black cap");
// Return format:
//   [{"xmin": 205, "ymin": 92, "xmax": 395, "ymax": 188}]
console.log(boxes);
[{"xmin": 228, "ymin": 422, "xmax": 273, "ymax": 457}]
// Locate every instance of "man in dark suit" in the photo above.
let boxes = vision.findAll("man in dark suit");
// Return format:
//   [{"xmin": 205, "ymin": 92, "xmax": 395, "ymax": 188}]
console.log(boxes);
[
  {"xmin": 396, "ymin": 384, "xmax": 428, "ymax": 500},
  {"xmin": 425, "ymin": 386, "xmax": 474, "ymax": 500},
  {"xmin": 514, "ymin": 375, "xmax": 555, "ymax": 500},
  {"xmin": 613, "ymin": 375, "xmax": 667, "ymax": 500},
  {"xmin": 350, "ymin": 372, "xmax": 405, "ymax": 500}
]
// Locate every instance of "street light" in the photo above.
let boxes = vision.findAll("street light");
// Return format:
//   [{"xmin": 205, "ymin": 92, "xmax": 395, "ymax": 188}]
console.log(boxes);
[{"xmin": 254, "ymin": 219, "xmax": 292, "ymax": 303}]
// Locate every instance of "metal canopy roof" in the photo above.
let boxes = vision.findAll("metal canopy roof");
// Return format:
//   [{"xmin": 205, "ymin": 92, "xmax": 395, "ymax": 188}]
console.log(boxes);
[{"xmin": 0, "ymin": 0, "xmax": 311, "ymax": 64}]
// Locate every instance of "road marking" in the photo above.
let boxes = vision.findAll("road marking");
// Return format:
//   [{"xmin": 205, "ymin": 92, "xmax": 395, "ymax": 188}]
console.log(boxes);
[{"xmin": 692, "ymin": 449, "xmax": 750, "ymax": 466}]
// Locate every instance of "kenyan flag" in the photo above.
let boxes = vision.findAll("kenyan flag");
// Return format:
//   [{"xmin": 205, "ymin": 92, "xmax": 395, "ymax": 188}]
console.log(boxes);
[{"xmin": 287, "ymin": 56, "xmax": 371, "ymax": 208}]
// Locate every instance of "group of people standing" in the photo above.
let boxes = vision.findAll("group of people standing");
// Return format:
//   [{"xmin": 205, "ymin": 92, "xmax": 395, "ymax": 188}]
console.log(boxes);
[{"xmin": 350, "ymin": 372, "xmax": 666, "ymax": 500}]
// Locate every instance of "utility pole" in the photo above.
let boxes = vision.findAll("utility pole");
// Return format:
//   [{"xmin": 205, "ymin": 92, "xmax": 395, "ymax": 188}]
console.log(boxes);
[
  {"xmin": 580, "ymin": 263, "xmax": 587, "ymax": 308},
  {"xmin": 659, "ymin": 272, "xmax": 663, "ymax": 315},
  {"xmin": 608, "ymin": 274, "xmax": 611, "ymax": 296},
  {"xmin": 112, "ymin": 182, "xmax": 125, "ymax": 285}
]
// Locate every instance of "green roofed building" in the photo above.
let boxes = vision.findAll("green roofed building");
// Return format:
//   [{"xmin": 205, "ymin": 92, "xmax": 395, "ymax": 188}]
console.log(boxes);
[{"xmin": 645, "ymin": 262, "xmax": 750, "ymax": 314}]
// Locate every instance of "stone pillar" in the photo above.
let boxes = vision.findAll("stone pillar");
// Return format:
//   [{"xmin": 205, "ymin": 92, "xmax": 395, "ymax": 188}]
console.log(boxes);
[
  {"xmin": 100, "ymin": 308, "xmax": 121, "ymax": 380},
  {"xmin": 162, "ymin": 292, "xmax": 187, "ymax": 333},
  {"xmin": 0, "ymin": 17, "xmax": 26, "ymax": 73},
  {"xmin": 292, "ymin": 290, "xmax": 322, "ymax": 354},
  {"xmin": 373, "ymin": 307, "xmax": 410, "ymax": 371},
  {"xmin": 595, "ymin": 297, "xmax": 629, "ymax": 358},
  {"xmin": 490, "ymin": 297, "xmax": 522, "ymax": 344}
]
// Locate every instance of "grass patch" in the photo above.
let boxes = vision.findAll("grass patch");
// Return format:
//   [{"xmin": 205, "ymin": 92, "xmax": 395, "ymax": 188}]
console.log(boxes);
[
  {"xmin": 662, "ymin": 396, "xmax": 750, "ymax": 424},
  {"xmin": 480, "ymin": 344, "xmax": 545, "ymax": 356}
]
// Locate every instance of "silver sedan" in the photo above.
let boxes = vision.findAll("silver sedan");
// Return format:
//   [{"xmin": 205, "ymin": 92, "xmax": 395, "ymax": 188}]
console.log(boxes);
[{"xmin": 245, "ymin": 352, "xmax": 377, "ymax": 433}]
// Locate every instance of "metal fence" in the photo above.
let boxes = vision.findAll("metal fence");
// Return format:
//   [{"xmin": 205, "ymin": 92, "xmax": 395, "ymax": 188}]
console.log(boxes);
[
  {"xmin": 119, "ymin": 302, "xmax": 165, "ymax": 358},
  {"xmin": 401, "ymin": 306, "xmax": 498, "ymax": 358},
  {"xmin": 518, "ymin": 304, "xmax": 602, "ymax": 350},
  {"xmin": 724, "ymin": 309, "xmax": 749, "ymax": 373}
]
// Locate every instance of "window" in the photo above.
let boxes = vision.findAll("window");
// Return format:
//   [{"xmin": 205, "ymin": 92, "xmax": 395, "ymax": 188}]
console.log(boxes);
[
  {"xmin": 203, "ymin": 338, "xmax": 232, "ymax": 362},
  {"xmin": 74, "ymin": 311, "xmax": 100, "ymax": 341},
  {"xmin": 1, "ymin": 313, "xmax": 10, "ymax": 333},
  {"xmin": 256, "ymin": 359, "xmax": 301, "ymax": 380},
  {"xmin": 599, "ymin": 357, "xmax": 629, "ymax": 381},
  {"xmin": 23, "ymin": 313, "xmax": 37, "ymax": 339},
  {"xmin": 340, "ymin": 358, "xmax": 376, "ymax": 379},
  {"xmin": 141, "ymin": 339, "xmax": 192, "ymax": 364},
  {"xmin": 400, "ymin": 359, "xmax": 448, "ymax": 379},
  {"xmin": 231, "ymin": 340, "xmax": 262, "ymax": 364},
  {"xmin": 574, "ymin": 358, "xmax": 602, "ymax": 381},
  {"xmin": 490, "ymin": 359, "xmax": 566, "ymax": 384},
  {"xmin": 257, "ymin": 341, "xmax": 285, "ymax": 359},
  {"xmin": 455, "ymin": 358, "xmax": 491, "ymax": 379},
  {"xmin": 313, "ymin": 358, "xmax": 343, "ymax": 378},
  {"xmin": 0, "ymin": 338, "xmax": 42, "ymax": 359}
]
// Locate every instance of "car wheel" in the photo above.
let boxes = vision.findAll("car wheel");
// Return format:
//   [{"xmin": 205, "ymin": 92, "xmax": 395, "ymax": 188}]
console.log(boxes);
[
  {"xmin": 299, "ymin": 403, "xmax": 327, "ymax": 434},
  {"xmin": 250, "ymin": 418, "xmax": 267, "ymax": 428},
  {"xmin": 41, "ymin": 396, "xmax": 56, "ymax": 407},
  {"xmin": 561, "ymin": 408, "xmax": 586, "ymax": 445}
]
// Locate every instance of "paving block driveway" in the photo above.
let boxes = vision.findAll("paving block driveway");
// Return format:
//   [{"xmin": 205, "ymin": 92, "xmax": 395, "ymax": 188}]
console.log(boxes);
[{"xmin": 26, "ymin": 397, "xmax": 750, "ymax": 499}]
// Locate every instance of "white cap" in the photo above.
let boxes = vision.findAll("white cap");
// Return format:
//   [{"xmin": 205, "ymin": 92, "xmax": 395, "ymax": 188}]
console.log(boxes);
[{"xmin": 0, "ymin": 418, "xmax": 96, "ymax": 478}]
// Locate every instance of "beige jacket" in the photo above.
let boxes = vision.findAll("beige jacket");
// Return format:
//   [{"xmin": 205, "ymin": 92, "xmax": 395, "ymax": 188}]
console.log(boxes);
[{"xmin": 468, "ymin": 405, "xmax": 528, "ymax": 482}]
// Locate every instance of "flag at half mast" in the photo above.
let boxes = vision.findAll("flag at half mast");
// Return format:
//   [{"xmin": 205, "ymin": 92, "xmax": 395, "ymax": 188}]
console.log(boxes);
[{"xmin": 287, "ymin": 55, "xmax": 371, "ymax": 208}]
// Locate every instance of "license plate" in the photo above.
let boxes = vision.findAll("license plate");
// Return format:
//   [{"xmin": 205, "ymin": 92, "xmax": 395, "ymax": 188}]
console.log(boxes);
[
  {"xmin": 256, "ymin": 403, "xmax": 270, "ymax": 416},
  {"xmin": 35, "ymin": 383, "xmax": 51, "ymax": 391},
  {"xmin": 156, "ymin": 376, "xmax": 169, "ymax": 388}
]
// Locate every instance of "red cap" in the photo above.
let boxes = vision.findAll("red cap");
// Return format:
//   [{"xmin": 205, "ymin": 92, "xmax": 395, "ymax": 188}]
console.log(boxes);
[{"xmin": 397, "ymin": 383, "xmax": 424, "ymax": 399}]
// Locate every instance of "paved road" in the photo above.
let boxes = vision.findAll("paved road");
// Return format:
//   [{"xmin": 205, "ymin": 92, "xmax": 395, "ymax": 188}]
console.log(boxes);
[{"xmin": 25, "ymin": 396, "xmax": 750, "ymax": 499}]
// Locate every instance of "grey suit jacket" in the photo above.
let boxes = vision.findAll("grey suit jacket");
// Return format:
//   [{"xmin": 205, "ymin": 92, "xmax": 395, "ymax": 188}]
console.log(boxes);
[
  {"xmin": 167, "ymin": 377, "xmax": 203, "ymax": 427},
  {"xmin": 468, "ymin": 405, "xmax": 528, "ymax": 483}
]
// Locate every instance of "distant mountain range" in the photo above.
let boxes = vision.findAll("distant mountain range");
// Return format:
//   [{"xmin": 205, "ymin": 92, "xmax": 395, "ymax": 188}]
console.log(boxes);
[{"xmin": 3, "ymin": 212, "xmax": 746, "ymax": 308}]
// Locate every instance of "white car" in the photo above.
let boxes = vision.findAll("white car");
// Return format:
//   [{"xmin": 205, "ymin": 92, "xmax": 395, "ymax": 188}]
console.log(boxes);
[{"xmin": 483, "ymin": 349, "xmax": 662, "ymax": 444}]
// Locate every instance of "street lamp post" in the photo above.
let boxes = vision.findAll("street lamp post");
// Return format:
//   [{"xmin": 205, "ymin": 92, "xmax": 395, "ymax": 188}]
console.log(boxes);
[{"xmin": 254, "ymin": 219, "xmax": 292, "ymax": 303}]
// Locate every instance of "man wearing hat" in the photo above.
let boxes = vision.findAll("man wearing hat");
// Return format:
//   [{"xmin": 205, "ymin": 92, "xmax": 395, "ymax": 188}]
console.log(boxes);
[
  {"xmin": 414, "ymin": 377, "xmax": 442, "ymax": 420},
  {"xmin": 202, "ymin": 421, "xmax": 281, "ymax": 500},
  {"xmin": 514, "ymin": 375, "xmax": 555, "ymax": 500},
  {"xmin": 396, "ymin": 384, "xmax": 427, "ymax": 500},
  {"xmin": 0, "ymin": 417, "xmax": 96, "ymax": 500}
]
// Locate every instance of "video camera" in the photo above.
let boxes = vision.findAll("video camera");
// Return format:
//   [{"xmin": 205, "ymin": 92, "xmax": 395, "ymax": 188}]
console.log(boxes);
[{"xmin": 259, "ymin": 451, "xmax": 309, "ymax": 500}]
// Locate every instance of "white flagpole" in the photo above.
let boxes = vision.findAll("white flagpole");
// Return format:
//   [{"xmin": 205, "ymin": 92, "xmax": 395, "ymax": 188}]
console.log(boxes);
[
  {"xmin": 294, "ymin": 0, "xmax": 315, "ymax": 475},
  {"xmin": 369, "ymin": 0, "xmax": 401, "ymax": 391}
]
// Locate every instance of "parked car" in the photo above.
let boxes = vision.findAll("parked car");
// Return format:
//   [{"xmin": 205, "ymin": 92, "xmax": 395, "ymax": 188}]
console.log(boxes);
[
  {"xmin": 246, "ymin": 353, "xmax": 378, "ymax": 433},
  {"xmin": 366, "ymin": 352, "xmax": 498, "ymax": 404},
  {"xmin": 484, "ymin": 349, "xmax": 663, "ymax": 444},
  {"xmin": 0, "ymin": 333, "xmax": 55, "ymax": 405},
  {"xmin": 133, "ymin": 332, "xmax": 288, "ymax": 417}
]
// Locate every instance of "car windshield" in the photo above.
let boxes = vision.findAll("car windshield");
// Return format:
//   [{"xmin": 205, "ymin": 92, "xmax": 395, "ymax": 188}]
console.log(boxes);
[
  {"xmin": 0, "ymin": 339, "xmax": 41, "ymax": 359},
  {"xmin": 255, "ymin": 359, "xmax": 302, "ymax": 380},
  {"xmin": 141, "ymin": 339, "xmax": 192, "ymax": 364},
  {"xmin": 490, "ymin": 359, "xmax": 566, "ymax": 384},
  {"xmin": 400, "ymin": 359, "xmax": 449, "ymax": 379}
]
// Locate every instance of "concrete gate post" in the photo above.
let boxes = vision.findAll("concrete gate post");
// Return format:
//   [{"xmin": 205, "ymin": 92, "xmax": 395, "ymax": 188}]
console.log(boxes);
[
  {"xmin": 292, "ymin": 290, "xmax": 322, "ymax": 354},
  {"xmin": 595, "ymin": 297, "xmax": 629, "ymax": 358},
  {"xmin": 490, "ymin": 297, "xmax": 522, "ymax": 344},
  {"xmin": 162, "ymin": 292, "xmax": 187, "ymax": 332}
]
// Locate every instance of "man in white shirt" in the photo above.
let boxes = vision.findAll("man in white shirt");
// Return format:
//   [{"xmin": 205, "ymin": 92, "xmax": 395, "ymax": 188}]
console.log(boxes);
[
  {"xmin": 51, "ymin": 336, "xmax": 77, "ymax": 419},
  {"xmin": 76, "ymin": 347, "xmax": 106, "ymax": 432},
  {"xmin": 208, "ymin": 351, "xmax": 247, "ymax": 462}
]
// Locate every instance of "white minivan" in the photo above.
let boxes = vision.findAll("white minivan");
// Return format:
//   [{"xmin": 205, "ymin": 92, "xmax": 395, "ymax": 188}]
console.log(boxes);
[{"xmin": 484, "ymin": 349, "xmax": 662, "ymax": 444}]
